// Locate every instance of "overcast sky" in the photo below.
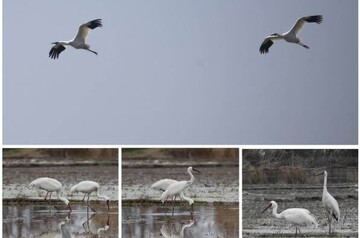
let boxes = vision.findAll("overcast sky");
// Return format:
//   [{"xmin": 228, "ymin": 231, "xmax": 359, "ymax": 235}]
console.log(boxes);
[{"xmin": 3, "ymin": 0, "xmax": 357, "ymax": 145}]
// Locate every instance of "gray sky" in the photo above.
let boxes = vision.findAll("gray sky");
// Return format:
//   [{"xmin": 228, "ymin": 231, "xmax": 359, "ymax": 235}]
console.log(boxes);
[{"xmin": 4, "ymin": 0, "xmax": 357, "ymax": 145}]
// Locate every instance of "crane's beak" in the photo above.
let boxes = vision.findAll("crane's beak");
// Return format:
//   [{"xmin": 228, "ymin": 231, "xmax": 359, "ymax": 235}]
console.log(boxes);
[
  {"xmin": 68, "ymin": 204, "xmax": 72, "ymax": 213},
  {"xmin": 106, "ymin": 200, "xmax": 110, "ymax": 211},
  {"xmin": 261, "ymin": 203, "xmax": 272, "ymax": 214},
  {"xmin": 316, "ymin": 171, "xmax": 324, "ymax": 176},
  {"xmin": 193, "ymin": 168, "xmax": 201, "ymax": 174}
]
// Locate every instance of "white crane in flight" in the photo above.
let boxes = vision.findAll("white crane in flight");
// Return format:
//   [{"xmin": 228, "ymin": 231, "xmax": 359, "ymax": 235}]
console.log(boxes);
[
  {"xmin": 260, "ymin": 15, "xmax": 323, "ymax": 54},
  {"xmin": 49, "ymin": 19, "xmax": 102, "ymax": 59}
]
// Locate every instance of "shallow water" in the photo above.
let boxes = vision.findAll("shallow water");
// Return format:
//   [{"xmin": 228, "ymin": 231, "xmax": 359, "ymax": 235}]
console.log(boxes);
[
  {"xmin": 122, "ymin": 204, "xmax": 239, "ymax": 238},
  {"xmin": 3, "ymin": 204, "xmax": 118, "ymax": 237}
]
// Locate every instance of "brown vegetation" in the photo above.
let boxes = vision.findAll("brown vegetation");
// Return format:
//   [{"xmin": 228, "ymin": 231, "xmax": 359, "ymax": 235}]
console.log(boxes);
[
  {"xmin": 3, "ymin": 148, "xmax": 118, "ymax": 160},
  {"xmin": 122, "ymin": 148, "xmax": 238, "ymax": 160},
  {"xmin": 243, "ymin": 149, "xmax": 357, "ymax": 184}
]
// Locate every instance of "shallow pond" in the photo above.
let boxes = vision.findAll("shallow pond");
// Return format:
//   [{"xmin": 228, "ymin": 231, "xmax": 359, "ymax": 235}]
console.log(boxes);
[
  {"xmin": 3, "ymin": 204, "xmax": 118, "ymax": 237},
  {"xmin": 122, "ymin": 204, "xmax": 239, "ymax": 237}
]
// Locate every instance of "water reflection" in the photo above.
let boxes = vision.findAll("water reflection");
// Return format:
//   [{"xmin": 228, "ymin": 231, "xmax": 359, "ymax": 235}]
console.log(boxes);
[
  {"xmin": 122, "ymin": 204, "xmax": 239, "ymax": 237},
  {"xmin": 81, "ymin": 210, "xmax": 110, "ymax": 236},
  {"xmin": 3, "ymin": 204, "xmax": 118, "ymax": 237},
  {"xmin": 160, "ymin": 219, "xmax": 194, "ymax": 238}
]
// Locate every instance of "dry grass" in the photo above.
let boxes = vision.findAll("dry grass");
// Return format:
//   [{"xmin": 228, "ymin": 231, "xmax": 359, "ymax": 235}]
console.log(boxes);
[
  {"xmin": 244, "ymin": 166, "xmax": 311, "ymax": 184},
  {"xmin": 243, "ymin": 149, "xmax": 358, "ymax": 184},
  {"xmin": 3, "ymin": 148, "xmax": 118, "ymax": 159},
  {"xmin": 167, "ymin": 148, "xmax": 238, "ymax": 160},
  {"xmin": 122, "ymin": 148, "xmax": 238, "ymax": 160}
]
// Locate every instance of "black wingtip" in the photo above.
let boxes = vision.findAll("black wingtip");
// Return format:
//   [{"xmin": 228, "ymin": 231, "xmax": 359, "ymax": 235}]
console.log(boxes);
[
  {"xmin": 49, "ymin": 45, "xmax": 65, "ymax": 59},
  {"xmin": 306, "ymin": 15, "xmax": 323, "ymax": 24},
  {"xmin": 259, "ymin": 39, "xmax": 273, "ymax": 54},
  {"xmin": 88, "ymin": 19, "xmax": 103, "ymax": 29}
]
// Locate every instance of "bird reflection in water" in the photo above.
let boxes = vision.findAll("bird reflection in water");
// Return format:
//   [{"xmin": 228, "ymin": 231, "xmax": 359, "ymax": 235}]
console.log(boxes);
[
  {"xmin": 36, "ymin": 212, "xmax": 72, "ymax": 237},
  {"xmin": 81, "ymin": 207, "xmax": 110, "ymax": 237},
  {"xmin": 160, "ymin": 219, "xmax": 194, "ymax": 238}
]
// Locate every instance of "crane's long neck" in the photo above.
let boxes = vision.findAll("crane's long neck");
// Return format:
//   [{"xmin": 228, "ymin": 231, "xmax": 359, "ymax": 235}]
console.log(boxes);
[
  {"xmin": 323, "ymin": 173, "xmax": 328, "ymax": 194},
  {"xmin": 272, "ymin": 205, "xmax": 282, "ymax": 219},
  {"xmin": 96, "ymin": 189, "xmax": 109, "ymax": 201},
  {"xmin": 188, "ymin": 170, "xmax": 195, "ymax": 185},
  {"xmin": 56, "ymin": 191, "xmax": 69, "ymax": 205},
  {"xmin": 180, "ymin": 221, "xmax": 194, "ymax": 237},
  {"xmin": 180, "ymin": 191, "xmax": 193, "ymax": 205}
]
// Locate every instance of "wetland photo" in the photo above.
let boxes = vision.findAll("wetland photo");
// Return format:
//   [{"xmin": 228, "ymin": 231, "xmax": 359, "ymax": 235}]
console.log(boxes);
[
  {"xmin": 242, "ymin": 149, "xmax": 358, "ymax": 237},
  {"xmin": 122, "ymin": 148, "xmax": 239, "ymax": 237},
  {"xmin": 3, "ymin": 148, "xmax": 119, "ymax": 237}
]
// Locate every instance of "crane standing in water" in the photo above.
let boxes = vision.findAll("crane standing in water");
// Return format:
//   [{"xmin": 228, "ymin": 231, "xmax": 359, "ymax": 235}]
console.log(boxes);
[
  {"xmin": 159, "ymin": 167, "xmax": 200, "ymax": 214},
  {"xmin": 69, "ymin": 180, "xmax": 110, "ymax": 212},
  {"xmin": 28, "ymin": 177, "xmax": 72, "ymax": 212},
  {"xmin": 151, "ymin": 178, "xmax": 194, "ymax": 206}
]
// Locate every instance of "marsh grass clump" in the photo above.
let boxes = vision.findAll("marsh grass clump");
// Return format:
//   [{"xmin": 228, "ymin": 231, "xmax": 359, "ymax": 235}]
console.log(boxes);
[{"xmin": 243, "ymin": 149, "xmax": 357, "ymax": 185}]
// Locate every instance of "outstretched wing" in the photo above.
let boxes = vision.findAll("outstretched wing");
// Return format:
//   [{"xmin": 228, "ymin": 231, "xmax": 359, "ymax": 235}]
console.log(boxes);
[
  {"xmin": 259, "ymin": 34, "xmax": 281, "ymax": 54},
  {"xmin": 73, "ymin": 19, "xmax": 102, "ymax": 43},
  {"xmin": 49, "ymin": 44, "xmax": 66, "ymax": 59},
  {"xmin": 288, "ymin": 15, "xmax": 323, "ymax": 36}
]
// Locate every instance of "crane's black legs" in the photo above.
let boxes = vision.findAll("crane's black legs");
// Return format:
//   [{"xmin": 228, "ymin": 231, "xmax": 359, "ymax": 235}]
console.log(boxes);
[{"xmin": 86, "ymin": 194, "xmax": 97, "ymax": 212}]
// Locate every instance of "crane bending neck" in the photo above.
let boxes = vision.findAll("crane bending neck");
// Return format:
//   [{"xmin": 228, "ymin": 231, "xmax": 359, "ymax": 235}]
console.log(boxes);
[
  {"xmin": 56, "ymin": 191, "xmax": 69, "ymax": 205},
  {"xmin": 180, "ymin": 192, "xmax": 193, "ymax": 205},
  {"xmin": 96, "ymin": 189, "xmax": 109, "ymax": 201}
]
